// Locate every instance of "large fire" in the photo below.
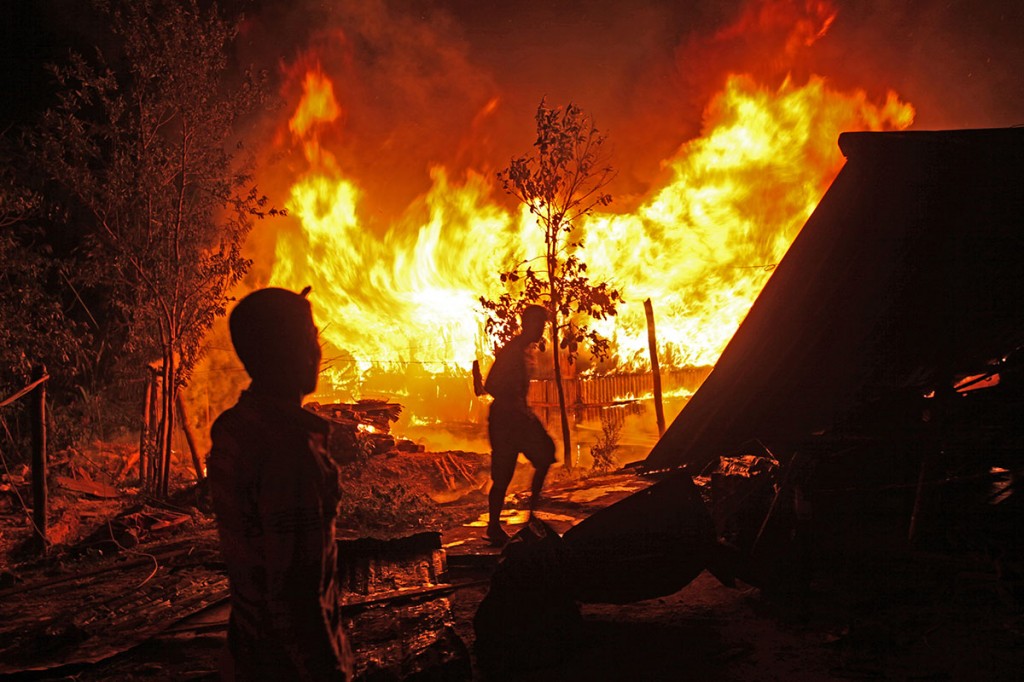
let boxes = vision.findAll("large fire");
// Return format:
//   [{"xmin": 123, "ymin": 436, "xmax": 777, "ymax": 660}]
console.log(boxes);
[
  {"xmin": 250, "ymin": 2, "xmax": 915, "ymax": 435},
  {"xmin": 268, "ymin": 70, "xmax": 913, "ymax": 397}
]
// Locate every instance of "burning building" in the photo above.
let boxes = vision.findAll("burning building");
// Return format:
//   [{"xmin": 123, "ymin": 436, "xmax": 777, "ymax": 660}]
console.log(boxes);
[
  {"xmin": 194, "ymin": 0, "xmax": 936, "ymax": 464},
  {"xmin": 2, "ymin": 0, "xmax": 1023, "ymax": 679}
]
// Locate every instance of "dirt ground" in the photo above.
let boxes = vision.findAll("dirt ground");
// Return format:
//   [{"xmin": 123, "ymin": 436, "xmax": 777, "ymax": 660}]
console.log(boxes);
[{"xmin": 2, "ymin": 468, "xmax": 1022, "ymax": 680}]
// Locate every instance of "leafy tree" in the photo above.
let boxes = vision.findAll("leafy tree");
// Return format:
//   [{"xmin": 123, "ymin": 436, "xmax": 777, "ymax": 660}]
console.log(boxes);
[
  {"xmin": 481, "ymin": 100, "xmax": 622, "ymax": 471},
  {"xmin": 0, "ymin": 139, "xmax": 92, "ymax": 458},
  {"xmin": 31, "ymin": 0, "xmax": 276, "ymax": 495}
]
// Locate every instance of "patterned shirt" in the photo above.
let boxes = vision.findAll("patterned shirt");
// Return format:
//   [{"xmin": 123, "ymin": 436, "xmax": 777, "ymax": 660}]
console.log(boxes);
[{"xmin": 208, "ymin": 389, "xmax": 352, "ymax": 680}]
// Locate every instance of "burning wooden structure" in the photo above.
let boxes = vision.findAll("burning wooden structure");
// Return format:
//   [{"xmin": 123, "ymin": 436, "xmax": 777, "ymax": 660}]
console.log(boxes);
[
  {"xmin": 646, "ymin": 128, "xmax": 1024, "ymax": 475},
  {"xmin": 634, "ymin": 127, "xmax": 1024, "ymax": 574},
  {"xmin": 475, "ymin": 127, "xmax": 1024, "ymax": 673}
]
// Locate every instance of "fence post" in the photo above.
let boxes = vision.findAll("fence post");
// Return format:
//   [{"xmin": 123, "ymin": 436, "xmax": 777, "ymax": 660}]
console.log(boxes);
[
  {"xmin": 176, "ymin": 392, "xmax": 204, "ymax": 482},
  {"xmin": 147, "ymin": 366, "xmax": 160, "ymax": 491},
  {"xmin": 30, "ymin": 365, "xmax": 48, "ymax": 551},
  {"xmin": 139, "ymin": 369, "xmax": 152, "ymax": 484},
  {"xmin": 643, "ymin": 299, "xmax": 666, "ymax": 436}
]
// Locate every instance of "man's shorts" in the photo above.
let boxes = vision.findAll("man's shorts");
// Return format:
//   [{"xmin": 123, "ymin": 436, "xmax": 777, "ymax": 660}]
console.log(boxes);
[{"xmin": 488, "ymin": 402, "xmax": 556, "ymax": 483}]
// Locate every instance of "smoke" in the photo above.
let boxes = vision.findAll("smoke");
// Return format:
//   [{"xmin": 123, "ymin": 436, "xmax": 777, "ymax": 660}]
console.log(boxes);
[
  {"xmin": 814, "ymin": 1, "xmax": 1024, "ymax": 128},
  {"xmin": 232, "ymin": 0, "xmax": 1022, "ymax": 357},
  {"xmin": 237, "ymin": 0, "xmax": 1022, "ymax": 225},
  {"xmin": 23, "ymin": 0, "xmax": 1023, "ymax": 184}
]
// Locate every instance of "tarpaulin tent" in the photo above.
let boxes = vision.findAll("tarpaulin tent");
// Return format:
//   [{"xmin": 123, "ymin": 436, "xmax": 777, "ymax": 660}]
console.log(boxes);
[{"xmin": 644, "ymin": 128, "xmax": 1024, "ymax": 473}]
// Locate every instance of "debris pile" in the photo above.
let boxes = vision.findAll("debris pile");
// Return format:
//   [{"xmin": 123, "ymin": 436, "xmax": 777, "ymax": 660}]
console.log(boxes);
[
  {"xmin": 306, "ymin": 400, "xmax": 423, "ymax": 458},
  {"xmin": 306, "ymin": 400, "xmax": 488, "ymax": 538},
  {"xmin": 339, "ymin": 532, "xmax": 470, "ymax": 679}
]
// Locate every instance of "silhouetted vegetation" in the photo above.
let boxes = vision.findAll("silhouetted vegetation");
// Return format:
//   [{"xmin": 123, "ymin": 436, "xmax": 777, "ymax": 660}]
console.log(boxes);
[
  {"xmin": 481, "ymin": 100, "xmax": 622, "ymax": 469},
  {"xmin": 1, "ymin": 0, "xmax": 278, "ymax": 494}
]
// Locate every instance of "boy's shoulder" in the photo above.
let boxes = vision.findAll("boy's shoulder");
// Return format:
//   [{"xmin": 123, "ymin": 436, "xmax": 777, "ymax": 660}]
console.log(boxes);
[
  {"xmin": 209, "ymin": 397, "xmax": 273, "ymax": 465},
  {"xmin": 212, "ymin": 400, "xmax": 263, "ymax": 438}
]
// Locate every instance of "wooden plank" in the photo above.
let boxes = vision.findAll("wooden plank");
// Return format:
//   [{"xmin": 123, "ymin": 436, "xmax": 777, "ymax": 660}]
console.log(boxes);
[
  {"xmin": 31, "ymin": 365, "xmax": 47, "ymax": 551},
  {"xmin": 644, "ymin": 299, "xmax": 667, "ymax": 436}
]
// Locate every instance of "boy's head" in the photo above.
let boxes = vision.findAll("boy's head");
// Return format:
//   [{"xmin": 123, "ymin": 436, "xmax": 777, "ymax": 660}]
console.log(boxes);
[{"xmin": 229, "ymin": 287, "xmax": 321, "ymax": 397}]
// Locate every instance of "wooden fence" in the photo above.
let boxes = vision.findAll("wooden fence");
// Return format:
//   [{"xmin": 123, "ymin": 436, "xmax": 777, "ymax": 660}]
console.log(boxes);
[
  {"xmin": 526, "ymin": 367, "xmax": 712, "ymax": 427},
  {"xmin": 0, "ymin": 366, "xmax": 50, "ymax": 551}
]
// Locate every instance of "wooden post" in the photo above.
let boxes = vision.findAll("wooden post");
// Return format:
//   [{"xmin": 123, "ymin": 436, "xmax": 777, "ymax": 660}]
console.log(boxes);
[
  {"xmin": 176, "ymin": 392, "xmax": 204, "ymax": 482},
  {"xmin": 644, "ymin": 298, "xmax": 666, "ymax": 437},
  {"xmin": 139, "ymin": 370, "xmax": 152, "ymax": 484},
  {"xmin": 149, "ymin": 366, "xmax": 162, "ymax": 489},
  {"xmin": 160, "ymin": 358, "xmax": 174, "ymax": 498},
  {"xmin": 30, "ymin": 365, "xmax": 48, "ymax": 551}
]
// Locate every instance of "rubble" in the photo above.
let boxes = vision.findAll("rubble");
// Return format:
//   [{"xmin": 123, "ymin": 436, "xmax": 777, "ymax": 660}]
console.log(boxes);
[
  {"xmin": 0, "ymin": 536, "xmax": 226, "ymax": 676},
  {"xmin": 340, "ymin": 531, "xmax": 470, "ymax": 679},
  {"xmin": 306, "ymin": 399, "xmax": 424, "ymax": 459},
  {"xmin": 54, "ymin": 475, "xmax": 119, "ymax": 499},
  {"xmin": 306, "ymin": 399, "xmax": 489, "ymax": 538}
]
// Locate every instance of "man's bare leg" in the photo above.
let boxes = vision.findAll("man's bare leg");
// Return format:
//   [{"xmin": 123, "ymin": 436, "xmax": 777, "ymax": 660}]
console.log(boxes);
[
  {"xmin": 528, "ymin": 462, "xmax": 550, "ymax": 520},
  {"xmin": 487, "ymin": 476, "xmax": 511, "ymax": 545}
]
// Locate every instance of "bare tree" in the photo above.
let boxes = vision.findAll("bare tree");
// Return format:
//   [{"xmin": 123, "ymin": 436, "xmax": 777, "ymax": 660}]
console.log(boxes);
[{"xmin": 481, "ymin": 100, "xmax": 622, "ymax": 471}]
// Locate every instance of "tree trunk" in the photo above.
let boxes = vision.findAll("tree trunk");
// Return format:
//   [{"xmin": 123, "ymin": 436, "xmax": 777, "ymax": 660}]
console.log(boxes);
[
  {"xmin": 139, "ymin": 369, "xmax": 152, "ymax": 484},
  {"xmin": 159, "ymin": 347, "xmax": 176, "ymax": 498},
  {"xmin": 549, "ymin": 320, "xmax": 573, "ymax": 471},
  {"xmin": 154, "ymin": 379, "xmax": 166, "ymax": 494},
  {"xmin": 176, "ymin": 391, "xmax": 204, "ymax": 482},
  {"xmin": 147, "ymin": 367, "xmax": 160, "ymax": 491}
]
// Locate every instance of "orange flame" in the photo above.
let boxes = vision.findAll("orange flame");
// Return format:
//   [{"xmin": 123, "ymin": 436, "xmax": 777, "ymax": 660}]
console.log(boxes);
[
  {"xmin": 289, "ymin": 67, "xmax": 341, "ymax": 137},
  {"xmin": 287, "ymin": 67, "xmax": 343, "ymax": 172},
  {"xmin": 269, "ymin": 59, "xmax": 913, "ymax": 417},
  {"xmin": 584, "ymin": 75, "xmax": 914, "ymax": 367}
]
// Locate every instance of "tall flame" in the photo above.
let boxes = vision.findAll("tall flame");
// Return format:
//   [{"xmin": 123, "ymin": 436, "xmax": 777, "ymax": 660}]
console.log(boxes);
[
  {"xmin": 269, "ymin": 65, "xmax": 913, "ymax": 409},
  {"xmin": 585, "ymin": 75, "xmax": 915, "ymax": 367}
]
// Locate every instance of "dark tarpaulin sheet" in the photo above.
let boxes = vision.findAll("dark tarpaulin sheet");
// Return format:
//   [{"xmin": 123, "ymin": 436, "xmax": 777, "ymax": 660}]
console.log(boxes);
[{"xmin": 645, "ymin": 128, "xmax": 1024, "ymax": 472}]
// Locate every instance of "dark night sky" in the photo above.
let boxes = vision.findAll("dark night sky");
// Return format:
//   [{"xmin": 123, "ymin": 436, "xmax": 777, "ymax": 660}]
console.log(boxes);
[{"xmin": 2, "ymin": 1, "xmax": 61, "ymax": 127}]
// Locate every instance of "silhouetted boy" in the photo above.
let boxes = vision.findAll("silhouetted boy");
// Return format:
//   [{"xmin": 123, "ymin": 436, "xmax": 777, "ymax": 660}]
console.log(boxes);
[
  {"xmin": 484, "ymin": 304, "xmax": 556, "ymax": 545},
  {"xmin": 208, "ymin": 287, "xmax": 352, "ymax": 680}
]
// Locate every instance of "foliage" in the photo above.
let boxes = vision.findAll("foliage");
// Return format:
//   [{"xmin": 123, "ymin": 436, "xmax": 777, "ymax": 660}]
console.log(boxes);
[
  {"xmin": 481, "ymin": 101, "xmax": 622, "ymax": 357},
  {"xmin": 29, "ymin": 0, "xmax": 277, "ymax": 493},
  {"xmin": 590, "ymin": 412, "xmax": 622, "ymax": 471},
  {"xmin": 0, "ymin": 141, "xmax": 92, "ymax": 456},
  {"xmin": 480, "ymin": 100, "xmax": 623, "ymax": 469},
  {"xmin": 0, "ymin": 159, "xmax": 85, "ymax": 392}
]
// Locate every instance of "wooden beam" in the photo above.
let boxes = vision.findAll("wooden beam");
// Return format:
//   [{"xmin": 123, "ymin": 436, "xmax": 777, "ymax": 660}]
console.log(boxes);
[
  {"xmin": 176, "ymin": 392, "xmax": 204, "ymax": 482},
  {"xmin": 643, "ymin": 299, "xmax": 666, "ymax": 436}
]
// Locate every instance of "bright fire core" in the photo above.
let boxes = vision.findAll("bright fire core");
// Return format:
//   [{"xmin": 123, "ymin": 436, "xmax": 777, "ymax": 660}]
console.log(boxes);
[{"xmin": 268, "ymin": 63, "xmax": 914, "ymax": 406}]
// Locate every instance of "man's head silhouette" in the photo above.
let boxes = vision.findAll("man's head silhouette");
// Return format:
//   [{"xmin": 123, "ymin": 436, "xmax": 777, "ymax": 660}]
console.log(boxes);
[{"xmin": 521, "ymin": 304, "xmax": 548, "ymax": 344}]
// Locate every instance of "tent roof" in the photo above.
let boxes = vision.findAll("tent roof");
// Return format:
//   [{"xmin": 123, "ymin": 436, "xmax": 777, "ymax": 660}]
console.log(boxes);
[{"xmin": 644, "ymin": 127, "xmax": 1024, "ymax": 472}]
